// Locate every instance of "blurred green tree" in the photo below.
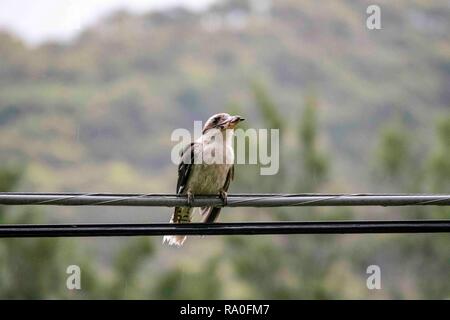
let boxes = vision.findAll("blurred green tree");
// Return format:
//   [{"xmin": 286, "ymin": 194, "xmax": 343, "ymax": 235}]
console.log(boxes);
[
  {"xmin": 251, "ymin": 81, "xmax": 284, "ymax": 132},
  {"xmin": 298, "ymin": 94, "xmax": 329, "ymax": 191},
  {"xmin": 0, "ymin": 166, "xmax": 104, "ymax": 299},
  {"xmin": 153, "ymin": 256, "xmax": 223, "ymax": 299},
  {"xmin": 110, "ymin": 237, "xmax": 154, "ymax": 299},
  {"xmin": 251, "ymin": 81, "xmax": 285, "ymax": 192},
  {"xmin": 374, "ymin": 118, "xmax": 419, "ymax": 192},
  {"xmin": 427, "ymin": 115, "xmax": 450, "ymax": 192}
]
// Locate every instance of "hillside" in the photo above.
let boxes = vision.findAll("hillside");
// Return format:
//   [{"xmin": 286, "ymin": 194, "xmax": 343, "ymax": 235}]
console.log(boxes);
[
  {"xmin": 0, "ymin": 0, "xmax": 449, "ymax": 192},
  {"xmin": 0, "ymin": 0, "xmax": 449, "ymax": 300}
]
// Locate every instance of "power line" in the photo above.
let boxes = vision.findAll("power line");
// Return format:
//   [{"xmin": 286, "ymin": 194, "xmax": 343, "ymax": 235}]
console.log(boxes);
[
  {"xmin": 0, "ymin": 220, "xmax": 448, "ymax": 237},
  {"xmin": 0, "ymin": 192, "xmax": 449, "ymax": 207},
  {"xmin": 1, "ymin": 192, "xmax": 448, "ymax": 238}
]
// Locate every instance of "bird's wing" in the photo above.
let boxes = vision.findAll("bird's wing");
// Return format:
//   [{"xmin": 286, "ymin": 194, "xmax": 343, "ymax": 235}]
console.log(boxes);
[
  {"xmin": 222, "ymin": 165, "xmax": 234, "ymax": 192},
  {"xmin": 176, "ymin": 142, "xmax": 198, "ymax": 194},
  {"xmin": 201, "ymin": 165, "xmax": 234, "ymax": 223},
  {"xmin": 164, "ymin": 142, "xmax": 198, "ymax": 246}
]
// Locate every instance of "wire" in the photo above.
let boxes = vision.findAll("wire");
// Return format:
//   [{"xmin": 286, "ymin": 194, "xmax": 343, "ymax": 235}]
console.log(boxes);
[
  {"xmin": 0, "ymin": 192, "xmax": 449, "ymax": 207},
  {"xmin": 0, "ymin": 220, "xmax": 448, "ymax": 237}
]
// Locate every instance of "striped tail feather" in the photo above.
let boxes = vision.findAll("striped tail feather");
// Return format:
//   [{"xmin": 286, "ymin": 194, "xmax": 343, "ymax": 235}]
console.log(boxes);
[{"xmin": 163, "ymin": 207, "xmax": 193, "ymax": 246}]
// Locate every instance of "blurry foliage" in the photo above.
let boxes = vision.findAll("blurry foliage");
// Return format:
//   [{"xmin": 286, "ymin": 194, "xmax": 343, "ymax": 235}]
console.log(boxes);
[
  {"xmin": 0, "ymin": 98, "xmax": 449, "ymax": 299},
  {"xmin": 376, "ymin": 122, "xmax": 411, "ymax": 178},
  {"xmin": 299, "ymin": 95, "xmax": 329, "ymax": 191},
  {"xmin": 0, "ymin": 165, "xmax": 22, "ymax": 192},
  {"xmin": 374, "ymin": 119, "xmax": 413, "ymax": 191},
  {"xmin": 0, "ymin": 0, "xmax": 449, "ymax": 299},
  {"xmin": 153, "ymin": 257, "xmax": 222, "ymax": 299},
  {"xmin": 0, "ymin": 167, "xmax": 106, "ymax": 298},
  {"xmin": 251, "ymin": 81, "xmax": 284, "ymax": 131},
  {"xmin": 427, "ymin": 115, "xmax": 450, "ymax": 192},
  {"xmin": 110, "ymin": 238, "xmax": 154, "ymax": 299}
]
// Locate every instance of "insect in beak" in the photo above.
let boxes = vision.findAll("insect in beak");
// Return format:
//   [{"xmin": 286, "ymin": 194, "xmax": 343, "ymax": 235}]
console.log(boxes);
[{"xmin": 217, "ymin": 115, "xmax": 245, "ymax": 129}]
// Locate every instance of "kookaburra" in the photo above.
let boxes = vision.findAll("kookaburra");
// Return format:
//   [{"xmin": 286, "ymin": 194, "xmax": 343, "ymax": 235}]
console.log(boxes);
[{"xmin": 163, "ymin": 113, "xmax": 245, "ymax": 246}]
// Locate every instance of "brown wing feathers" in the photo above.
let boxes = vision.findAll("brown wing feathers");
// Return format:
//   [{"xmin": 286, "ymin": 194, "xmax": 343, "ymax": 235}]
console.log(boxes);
[{"xmin": 201, "ymin": 166, "xmax": 234, "ymax": 223}]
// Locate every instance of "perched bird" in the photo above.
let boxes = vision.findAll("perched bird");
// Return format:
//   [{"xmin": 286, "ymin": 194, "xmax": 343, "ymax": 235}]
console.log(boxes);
[{"xmin": 163, "ymin": 113, "xmax": 245, "ymax": 246}]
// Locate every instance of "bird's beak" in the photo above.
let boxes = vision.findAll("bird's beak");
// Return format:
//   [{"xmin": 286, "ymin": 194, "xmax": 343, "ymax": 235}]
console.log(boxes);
[
  {"xmin": 225, "ymin": 115, "xmax": 245, "ymax": 129},
  {"xmin": 215, "ymin": 115, "xmax": 245, "ymax": 130}
]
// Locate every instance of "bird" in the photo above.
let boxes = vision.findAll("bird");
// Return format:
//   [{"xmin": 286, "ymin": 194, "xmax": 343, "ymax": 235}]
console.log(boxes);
[{"xmin": 163, "ymin": 113, "xmax": 245, "ymax": 246}]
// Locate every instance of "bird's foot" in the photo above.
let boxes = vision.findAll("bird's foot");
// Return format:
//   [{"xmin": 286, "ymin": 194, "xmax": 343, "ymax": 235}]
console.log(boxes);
[
  {"xmin": 219, "ymin": 190, "xmax": 228, "ymax": 206},
  {"xmin": 187, "ymin": 190, "xmax": 194, "ymax": 207}
]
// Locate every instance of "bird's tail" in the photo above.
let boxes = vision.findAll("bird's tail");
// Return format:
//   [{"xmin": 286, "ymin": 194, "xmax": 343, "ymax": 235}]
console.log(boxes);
[
  {"xmin": 163, "ymin": 207, "xmax": 192, "ymax": 246},
  {"xmin": 162, "ymin": 234, "xmax": 187, "ymax": 247},
  {"xmin": 201, "ymin": 207, "xmax": 222, "ymax": 223}
]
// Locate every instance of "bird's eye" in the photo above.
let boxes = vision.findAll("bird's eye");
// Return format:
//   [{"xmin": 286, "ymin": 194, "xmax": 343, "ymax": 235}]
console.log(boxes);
[{"xmin": 213, "ymin": 117, "xmax": 220, "ymax": 124}]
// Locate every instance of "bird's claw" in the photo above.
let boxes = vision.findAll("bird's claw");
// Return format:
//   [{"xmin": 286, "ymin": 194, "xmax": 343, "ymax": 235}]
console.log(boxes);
[
  {"xmin": 187, "ymin": 191, "xmax": 194, "ymax": 207},
  {"xmin": 219, "ymin": 190, "xmax": 228, "ymax": 206}
]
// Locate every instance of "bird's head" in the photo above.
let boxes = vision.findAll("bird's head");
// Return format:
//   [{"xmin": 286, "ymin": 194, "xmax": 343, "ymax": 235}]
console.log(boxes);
[{"xmin": 202, "ymin": 113, "xmax": 245, "ymax": 134}]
